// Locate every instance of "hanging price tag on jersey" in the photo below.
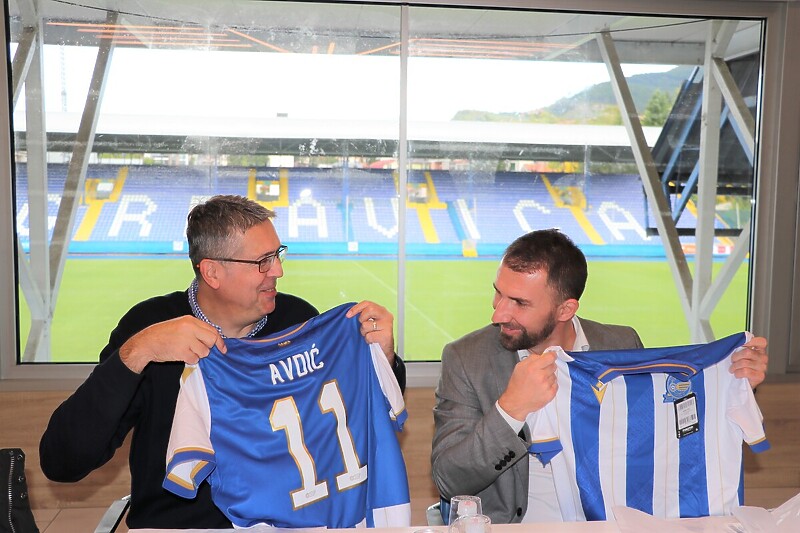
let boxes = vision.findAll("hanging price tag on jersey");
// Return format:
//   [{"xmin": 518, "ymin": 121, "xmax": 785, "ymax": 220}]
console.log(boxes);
[{"xmin": 674, "ymin": 392, "xmax": 700, "ymax": 438}]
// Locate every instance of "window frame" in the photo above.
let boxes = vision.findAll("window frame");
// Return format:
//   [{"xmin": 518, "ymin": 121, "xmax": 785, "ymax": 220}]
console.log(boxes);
[{"xmin": 1, "ymin": 0, "xmax": 797, "ymax": 386}]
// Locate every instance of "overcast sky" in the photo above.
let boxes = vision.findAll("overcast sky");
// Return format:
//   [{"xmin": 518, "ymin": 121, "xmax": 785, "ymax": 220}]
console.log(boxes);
[{"xmin": 20, "ymin": 45, "xmax": 673, "ymax": 123}]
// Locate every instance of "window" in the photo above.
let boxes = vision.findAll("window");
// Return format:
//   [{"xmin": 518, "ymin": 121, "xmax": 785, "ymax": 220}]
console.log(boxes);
[{"xmin": 2, "ymin": 0, "xmax": 795, "ymax": 381}]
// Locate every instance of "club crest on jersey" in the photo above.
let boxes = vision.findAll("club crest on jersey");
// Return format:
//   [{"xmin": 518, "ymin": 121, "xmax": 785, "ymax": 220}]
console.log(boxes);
[{"xmin": 663, "ymin": 375, "xmax": 692, "ymax": 403}]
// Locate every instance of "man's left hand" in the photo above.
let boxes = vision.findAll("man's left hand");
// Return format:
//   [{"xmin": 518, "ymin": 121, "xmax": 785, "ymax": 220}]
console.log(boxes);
[
  {"xmin": 731, "ymin": 336, "xmax": 768, "ymax": 388},
  {"xmin": 347, "ymin": 301, "xmax": 396, "ymax": 366}
]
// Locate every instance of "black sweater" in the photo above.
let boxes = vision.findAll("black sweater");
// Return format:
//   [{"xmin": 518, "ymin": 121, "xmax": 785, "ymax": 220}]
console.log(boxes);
[{"xmin": 39, "ymin": 291, "xmax": 406, "ymax": 529}]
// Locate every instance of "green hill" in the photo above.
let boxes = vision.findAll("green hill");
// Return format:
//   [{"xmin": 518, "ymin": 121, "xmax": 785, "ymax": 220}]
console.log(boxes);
[{"xmin": 453, "ymin": 65, "xmax": 695, "ymax": 125}]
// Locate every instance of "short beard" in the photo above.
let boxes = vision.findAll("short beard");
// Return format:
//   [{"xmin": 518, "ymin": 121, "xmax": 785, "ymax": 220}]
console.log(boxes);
[{"xmin": 498, "ymin": 311, "xmax": 558, "ymax": 352}]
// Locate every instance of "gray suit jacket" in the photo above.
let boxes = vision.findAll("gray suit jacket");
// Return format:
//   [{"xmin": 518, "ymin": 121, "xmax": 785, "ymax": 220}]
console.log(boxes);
[{"xmin": 431, "ymin": 317, "xmax": 643, "ymax": 524}]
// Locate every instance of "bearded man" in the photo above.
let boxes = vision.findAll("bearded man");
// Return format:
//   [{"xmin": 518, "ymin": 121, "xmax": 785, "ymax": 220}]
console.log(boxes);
[{"xmin": 430, "ymin": 229, "xmax": 769, "ymax": 524}]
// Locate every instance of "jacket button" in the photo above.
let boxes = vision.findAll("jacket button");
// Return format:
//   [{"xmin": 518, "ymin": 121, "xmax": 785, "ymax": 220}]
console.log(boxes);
[
  {"xmin": 508, "ymin": 451, "xmax": 516, "ymax": 458},
  {"xmin": 495, "ymin": 464, "xmax": 502, "ymax": 471},
  {"xmin": 516, "ymin": 507, "xmax": 523, "ymax": 516},
  {"xmin": 499, "ymin": 459, "xmax": 507, "ymax": 467}
]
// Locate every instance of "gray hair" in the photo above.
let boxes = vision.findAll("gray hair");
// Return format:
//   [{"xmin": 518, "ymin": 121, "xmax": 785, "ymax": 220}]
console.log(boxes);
[{"xmin": 187, "ymin": 195, "xmax": 276, "ymax": 275}]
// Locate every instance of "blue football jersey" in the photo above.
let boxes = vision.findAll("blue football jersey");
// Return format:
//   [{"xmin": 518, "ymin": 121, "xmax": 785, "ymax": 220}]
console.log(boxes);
[
  {"xmin": 162, "ymin": 303, "xmax": 410, "ymax": 528},
  {"xmin": 527, "ymin": 332, "xmax": 769, "ymax": 521}
]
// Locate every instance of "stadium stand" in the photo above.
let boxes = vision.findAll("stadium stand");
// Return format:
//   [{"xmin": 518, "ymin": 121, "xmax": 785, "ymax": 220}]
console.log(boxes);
[{"xmin": 15, "ymin": 163, "xmax": 736, "ymax": 258}]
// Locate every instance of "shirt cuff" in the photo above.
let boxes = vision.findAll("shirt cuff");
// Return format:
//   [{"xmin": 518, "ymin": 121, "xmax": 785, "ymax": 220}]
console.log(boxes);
[{"xmin": 496, "ymin": 401, "xmax": 525, "ymax": 433}]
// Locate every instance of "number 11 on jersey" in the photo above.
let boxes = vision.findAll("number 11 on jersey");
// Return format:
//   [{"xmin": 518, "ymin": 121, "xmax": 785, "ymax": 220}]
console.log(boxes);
[{"xmin": 270, "ymin": 380, "xmax": 368, "ymax": 509}]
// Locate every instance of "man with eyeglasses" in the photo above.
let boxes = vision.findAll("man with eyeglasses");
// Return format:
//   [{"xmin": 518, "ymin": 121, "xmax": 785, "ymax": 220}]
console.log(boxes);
[{"xmin": 39, "ymin": 194, "xmax": 405, "ymax": 530}]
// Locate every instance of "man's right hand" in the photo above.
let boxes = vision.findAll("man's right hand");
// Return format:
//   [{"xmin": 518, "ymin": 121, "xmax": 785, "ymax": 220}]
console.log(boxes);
[
  {"xmin": 119, "ymin": 316, "xmax": 227, "ymax": 373},
  {"xmin": 497, "ymin": 349, "xmax": 558, "ymax": 421}
]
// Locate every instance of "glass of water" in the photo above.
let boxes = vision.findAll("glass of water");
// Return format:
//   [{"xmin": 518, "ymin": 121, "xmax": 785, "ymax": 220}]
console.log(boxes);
[
  {"xmin": 450, "ymin": 514, "xmax": 491, "ymax": 533},
  {"xmin": 448, "ymin": 495, "xmax": 482, "ymax": 527}
]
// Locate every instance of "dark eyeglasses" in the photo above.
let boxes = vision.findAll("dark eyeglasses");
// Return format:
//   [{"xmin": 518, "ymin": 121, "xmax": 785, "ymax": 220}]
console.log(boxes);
[{"xmin": 205, "ymin": 245, "xmax": 287, "ymax": 273}]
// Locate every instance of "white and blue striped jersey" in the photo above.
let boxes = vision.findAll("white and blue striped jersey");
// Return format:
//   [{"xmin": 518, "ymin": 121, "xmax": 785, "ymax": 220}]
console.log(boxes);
[
  {"xmin": 162, "ymin": 303, "xmax": 410, "ymax": 528},
  {"xmin": 527, "ymin": 332, "xmax": 769, "ymax": 521}
]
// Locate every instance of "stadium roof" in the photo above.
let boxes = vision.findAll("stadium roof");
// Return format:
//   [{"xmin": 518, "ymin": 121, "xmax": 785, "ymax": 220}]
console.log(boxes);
[
  {"xmin": 9, "ymin": 1, "xmax": 762, "ymax": 64},
  {"xmin": 7, "ymin": 1, "xmax": 757, "ymax": 161},
  {"xmin": 12, "ymin": 111, "xmax": 661, "ymax": 161}
]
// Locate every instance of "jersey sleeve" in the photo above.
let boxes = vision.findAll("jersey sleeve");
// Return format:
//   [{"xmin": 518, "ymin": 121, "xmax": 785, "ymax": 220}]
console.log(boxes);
[
  {"xmin": 726, "ymin": 332, "xmax": 770, "ymax": 453},
  {"xmin": 727, "ymin": 374, "xmax": 770, "ymax": 452},
  {"xmin": 369, "ymin": 343, "xmax": 407, "ymax": 430},
  {"xmin": 526, "ymin": 409, "xmax": 563, "ymax": 466},
  {"xmin": 162, "ymin": 364, "xmax": 217, "ymax": 498}
]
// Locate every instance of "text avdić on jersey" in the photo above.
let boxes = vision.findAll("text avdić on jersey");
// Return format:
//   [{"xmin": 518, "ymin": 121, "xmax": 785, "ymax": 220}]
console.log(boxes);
[{"xmin": 269, "ymin": 344, "xmax": 325, "ymax": 384}]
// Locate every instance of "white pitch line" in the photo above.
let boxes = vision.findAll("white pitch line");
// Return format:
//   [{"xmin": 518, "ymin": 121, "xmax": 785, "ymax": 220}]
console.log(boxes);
[{"xmin": 350, "ymin": 260, "xmax": 455, "ymax": 342}]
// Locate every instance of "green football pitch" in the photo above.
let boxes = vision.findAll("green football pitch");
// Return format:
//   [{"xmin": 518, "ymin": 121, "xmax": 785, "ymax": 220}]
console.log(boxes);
[{"xmin": 17, "ymin": 258, "xmax": 749, "ymax": 363}]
